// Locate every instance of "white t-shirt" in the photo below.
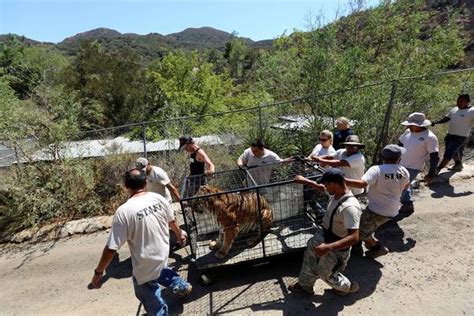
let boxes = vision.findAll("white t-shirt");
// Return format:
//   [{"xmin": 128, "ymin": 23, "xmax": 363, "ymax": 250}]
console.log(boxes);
[
  {"xmin": 322, "ymin": 193, "xmax": 362, "ymax": 238},
  {"xmin": 310, "ymin": 144, "xmax": 336, "ymax": 157},
  {"xmin": 239, "ymin": 148, "xmax": 282, "ymax": 185},
  {"xmin": 447, "ymin": 106, "xmax": 474, "ymax": 137},
  {"xmin": 334, "ymin": 149, "xmax": 366, "ymax": 195},
  {"xmin": 107, "ymin": 192, "xmax": 174, "ymax": 285},
  {"xmin": 147, "ymin": 166, "xmax": 172, "ymax": 203},
  {"xmin": 399, "ymin": 129, "xmax": 439, "ymax": 171},
  {"xmin": 362, "ymin": 164, "xmax": 410, "ymax": 217}
]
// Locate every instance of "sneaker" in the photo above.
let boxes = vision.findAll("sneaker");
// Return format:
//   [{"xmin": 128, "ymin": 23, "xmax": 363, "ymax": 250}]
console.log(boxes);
[
  {"xmin": 173, "ymin": 282, "xmax": 192, "ymax": 298},
  {"xmin": 365, "ymin": 245, "xmax": 389, "ymax": 259},
  {"xmin": 399, "ymin": 202, "xmax": 414, "ymax": 214},
  {"xmin": 333, "ymin": 281, "xmax": 359, "ymax": 296},
  {"xmin": 448, "ymin": 163, "xmax": 463, "ymax": 172},
  {"xmin": 288, "ymin": 282, "xmax": 314, "ymax": 295}
]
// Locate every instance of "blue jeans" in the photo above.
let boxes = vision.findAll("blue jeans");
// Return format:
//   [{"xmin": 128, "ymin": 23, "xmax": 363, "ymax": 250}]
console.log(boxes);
[
  {"xmin": 133, "ymin": 267, "xmax": 189, "ymax": 316},
  {"xmin": 400, "ymin": 168, "xmax": 420, "ymax": 204}
]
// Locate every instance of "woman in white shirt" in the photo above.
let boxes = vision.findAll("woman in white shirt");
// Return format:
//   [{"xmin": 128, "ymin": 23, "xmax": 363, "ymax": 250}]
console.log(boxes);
[{"xmin": 308, "ymin": 130, "xmax": 337, "ymax": 160}]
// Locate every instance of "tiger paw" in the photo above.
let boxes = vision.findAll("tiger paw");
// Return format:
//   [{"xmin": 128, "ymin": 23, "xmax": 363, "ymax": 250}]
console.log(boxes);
[{"xmin": 209, "ymin": 240, "xmax": 221, "ymax": 250}]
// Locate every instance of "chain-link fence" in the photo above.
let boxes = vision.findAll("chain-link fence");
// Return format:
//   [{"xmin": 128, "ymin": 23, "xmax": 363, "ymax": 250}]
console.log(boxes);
[
  {"xmin": 1, "ymin": 68, "xmax": 473, "ymax": 233},
  {"xmin": 68, "ymin": 67, "xmax": 473, "ymax": 179}
]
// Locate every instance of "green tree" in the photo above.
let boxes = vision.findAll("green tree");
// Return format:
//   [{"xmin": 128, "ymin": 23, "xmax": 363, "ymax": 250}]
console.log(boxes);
[{"xmin": 63, "ymin": 41, "xmax": 145, "ymax": 127}]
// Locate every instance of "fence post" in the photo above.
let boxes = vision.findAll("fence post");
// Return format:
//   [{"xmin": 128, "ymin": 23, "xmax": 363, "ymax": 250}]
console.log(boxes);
[
  {"xmin": 372, "ymin": 81, "xmax": 398, "ymax": 165},
  {"xmin": 13, "ymin": 144, "xmax": 22, "ymax": 174},
  {"xmin": 142, "ymin": 124, "xmax": 147, "ymax": 158},
  {"xmin": 258, "ymin": 105, "xmax": 264, "ymax": 140}
]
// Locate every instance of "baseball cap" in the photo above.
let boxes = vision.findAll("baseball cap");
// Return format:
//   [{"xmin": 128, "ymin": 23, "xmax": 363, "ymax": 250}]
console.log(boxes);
[
  {"xmin": 135, "ymin": 157, "xmax": 149, "ymax": 170},
  {"xmin": 179, "ymin": 136, "xmax": 193, "ymax": 150},
  {"xmin": 319, "ymin": 168, "xmax": 345, "ymax": 184},
  {"xmin": 381, "ymin": 144, "xmax": 406, "ymax": 160}
]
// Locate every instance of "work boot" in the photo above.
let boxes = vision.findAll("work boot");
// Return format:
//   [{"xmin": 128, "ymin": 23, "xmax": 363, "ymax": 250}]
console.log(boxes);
[
  {"xmin": 399, "ymin": 202, "xmax": 414, "ymax": 214},
  {"xmin": 288, "ymin": 282, "xmax": 314, "ymax": 295},
  {"xmin": 333, "ymin": 281, "xmax": 359, "ymax": 296},
  {"xmin": 365, "ymin": 245, "xmax": 389, "ymax": 259},
  {"xmin": 448, "ymin": 163, "xmax": 463, "ymax": 172}
]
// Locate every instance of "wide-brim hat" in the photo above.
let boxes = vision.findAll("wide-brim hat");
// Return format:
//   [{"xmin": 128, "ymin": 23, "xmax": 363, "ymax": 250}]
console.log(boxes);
[
  {"xmin": 401, "ymin": 112, "xmax": 431, "ymax": 127},
  {"xmin": 340, "ymin": 135, "xmax": 365, "ymax": 148}
]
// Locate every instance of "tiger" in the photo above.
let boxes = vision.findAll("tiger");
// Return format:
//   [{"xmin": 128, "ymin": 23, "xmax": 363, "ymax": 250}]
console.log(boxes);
[{"xmin": 193, "ymin": 185, "xmax": 273, "ymax": 258}]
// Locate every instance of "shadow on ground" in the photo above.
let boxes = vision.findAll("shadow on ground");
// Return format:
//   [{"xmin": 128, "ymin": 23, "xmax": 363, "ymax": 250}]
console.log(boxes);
[
  {"xmin": 375, "ymin": 220, "xmax": 416, "ymax": 253},
  {"xmin": 179, "ymin": 251, "xmax": 383, "ymax": 315},
  {"xmin": 426, "ymin": 169, "xmax": 472, "ymax": 199}
]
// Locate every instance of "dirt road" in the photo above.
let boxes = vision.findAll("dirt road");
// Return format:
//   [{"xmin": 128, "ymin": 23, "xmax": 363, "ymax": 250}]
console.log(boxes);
[{"xmin": 1, "ymin": 166, "xmax": 473, "ymax": 315}]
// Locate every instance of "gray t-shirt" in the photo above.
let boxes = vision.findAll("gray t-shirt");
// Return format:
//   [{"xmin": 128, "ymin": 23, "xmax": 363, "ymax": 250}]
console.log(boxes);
[
  {"xmin": 322, "ymin": 193, "xmax": 362, "ymax": 238},
  {"xmin": 239, "ymin": 148, "xmax": 282, "ymax": 185},
  {"xmin": 107, "ymin": 192, "xmax": 174, "ymax": 285}
]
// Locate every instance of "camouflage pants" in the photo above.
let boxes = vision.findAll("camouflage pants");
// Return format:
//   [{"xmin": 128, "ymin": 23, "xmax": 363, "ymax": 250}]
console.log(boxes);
[
  {"xmin": 359, "ymin": 208, "xmax": 391, "ymax": 241},
  {"xmin": 298, "ymin": 234, "xmax": 352, "ymax": 293}
]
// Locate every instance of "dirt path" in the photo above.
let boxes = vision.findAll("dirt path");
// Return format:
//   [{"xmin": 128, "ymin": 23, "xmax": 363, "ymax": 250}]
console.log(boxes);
[{"xmin": 1, "ymin": 166, "xmax": 473, "ymax": 315}]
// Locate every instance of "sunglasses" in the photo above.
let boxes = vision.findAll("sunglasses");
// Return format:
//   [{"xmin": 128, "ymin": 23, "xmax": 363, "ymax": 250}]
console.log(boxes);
[{"xmin": 319, "ymin": 138, "xmax": 329, "ymax": 141}]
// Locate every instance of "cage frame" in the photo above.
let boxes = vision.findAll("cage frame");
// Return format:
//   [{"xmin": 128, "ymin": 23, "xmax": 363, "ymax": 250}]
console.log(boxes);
[{"xmin": 179, "ymin": 159, "xmax": 326, "ymax": 271}]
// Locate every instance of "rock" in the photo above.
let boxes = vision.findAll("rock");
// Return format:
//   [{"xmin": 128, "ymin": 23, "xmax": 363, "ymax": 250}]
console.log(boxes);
[
  {"xmin": 58, "ymin": 226, "xmax": 73, "ymax": 239},
  {"xmin": 95, "ymin": 216, "xmax": 113, "ymax": 229},
  {"xmin": 84, "ymin": 222, "xmax": 102, "ymax": 234},
  {"xmin": 32, "ymin": 223, "xmax": 59, "ymax": 242},
  {"xmin": 66, "ymin": 219, "xmax": 91, "ymax": 234},
  {"xmin": 11, "ymin": 230, "xmax": 34, "ymax": 243}
]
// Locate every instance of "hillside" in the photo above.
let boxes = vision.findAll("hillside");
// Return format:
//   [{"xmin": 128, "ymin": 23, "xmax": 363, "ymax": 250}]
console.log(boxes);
[
  {"xmin": 54, "ymin": 27, "xmax": 270, "ymax": 58},
  {"xmin": 0, "ymin": 26, "xmax": 271, "ymax": 59},
  {"xmin": 1, "ymin": 0, "xmax": 472, "ymax": 63}
]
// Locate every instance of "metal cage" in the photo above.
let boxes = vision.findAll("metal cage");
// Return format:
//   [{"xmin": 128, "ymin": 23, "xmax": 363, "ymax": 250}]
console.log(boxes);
[{"xmin": 180, "ymin": 159, "xmax": 328, "ymax": 270}]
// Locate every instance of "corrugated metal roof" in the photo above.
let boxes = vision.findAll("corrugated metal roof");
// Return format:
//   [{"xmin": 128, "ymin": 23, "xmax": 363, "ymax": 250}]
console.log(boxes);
[
  {"xmin": 14, "ymin": 134, "xmax": 242, "ymax": 164},
  {"xmin": 271, "ymin": 115, "xmax": 356, "ymax": 131}
]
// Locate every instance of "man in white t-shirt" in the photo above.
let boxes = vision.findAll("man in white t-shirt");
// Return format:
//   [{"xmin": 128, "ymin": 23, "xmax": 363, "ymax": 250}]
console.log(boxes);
[
  {"xmin": 289, "ymin": 169, "xmax": 362, "ymax": 296},
  {"xmin": 398, "ymin": 112, "xmax": 439, "ymax": 213},
  {"xmin": 432, "ymin": 94, "xmax": 474, "ymax": 172},
  {"xmin": 312, "ymin": 135, "xmax": 366, "ymax": 196},
  {"xmin": 237, "ymin": 139, "xmax": 283, "ymax": 185},
  {"xmin": 345, "ymin": 144, "xmax": 410, "ymax": 258},
  {"xmin": 90, "ymin": 169, "xmax": 191, "ymax": 315},
  {"xmin": 135, "ymin": 157, "xmax": 180, "ymax": 203}
]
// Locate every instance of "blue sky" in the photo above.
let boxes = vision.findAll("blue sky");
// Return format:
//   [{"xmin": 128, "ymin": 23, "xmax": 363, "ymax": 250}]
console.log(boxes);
[{"xmin": 1, "ymin": 0, "xmax": 379, "ymax": 43}]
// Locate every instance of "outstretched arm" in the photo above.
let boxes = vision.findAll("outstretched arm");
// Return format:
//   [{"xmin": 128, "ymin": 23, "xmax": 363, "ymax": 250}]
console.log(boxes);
[
  {"xmin": 197, "ymin": 149, "xmax": 215, "ymax": 175},
  {"xmin": 345, "ymin": 178, "xmax": 368, "ymax": 189},
  {"xmin": 431, "ymin": 116, "xmax": 450, "ymax": 126},
  {"xmin": 237, "ymin": 156, "xmax": 246, "ymax": 168},
  {"xmin": 294, "ymin": 175, "xmax": 326, "ymax": 192},
  {"xmin": 312, "ymin": 156, "xmax": 350, "ymax": 167},
  {"xmin": 166, "ymin": 183, "xmax": 180, "ymax": 202}
]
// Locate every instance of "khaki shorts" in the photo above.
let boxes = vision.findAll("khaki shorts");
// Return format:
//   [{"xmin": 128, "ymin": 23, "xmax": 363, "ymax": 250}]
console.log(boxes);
[{"xmin": 359, "ymin": 208, "xmax": 391, "ymax": 241}]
